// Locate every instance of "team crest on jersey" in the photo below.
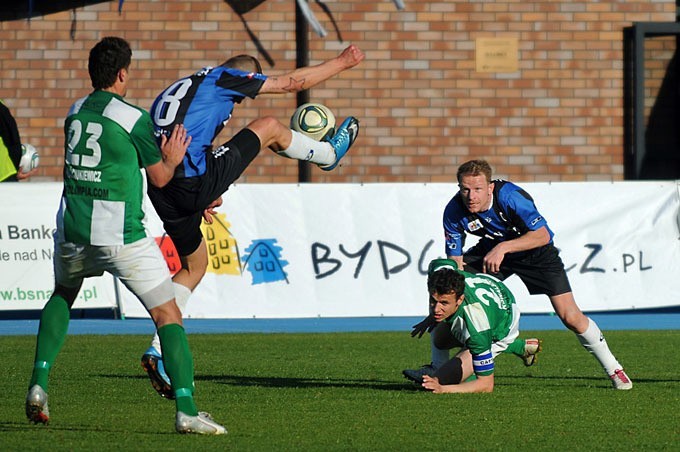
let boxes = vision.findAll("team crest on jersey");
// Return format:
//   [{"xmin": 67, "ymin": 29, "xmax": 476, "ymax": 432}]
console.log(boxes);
[{"xmin": 467, "ymin": 218, "xmax": 484, "ymax": 232}]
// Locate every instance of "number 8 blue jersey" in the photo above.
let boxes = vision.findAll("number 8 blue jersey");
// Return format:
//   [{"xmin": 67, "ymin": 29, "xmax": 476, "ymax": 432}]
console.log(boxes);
[{"xmin": 150, "ymin": 66, "xmax": 267, "ymax": 178}]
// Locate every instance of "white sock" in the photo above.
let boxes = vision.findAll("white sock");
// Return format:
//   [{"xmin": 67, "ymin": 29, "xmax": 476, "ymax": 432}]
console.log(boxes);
[
  {"xmin": 576, "ymin": 318, "xmax": 622, "ymax": 375},
  {"xmin": 431, "ymin": 334, "xmax": 450, "ymax": 370},
  {"xmin": 151, "ymin": 282, "xmax": 192, "ymax": 354},
  {"xmin": 277, "ymin": 130, "xmax": 335, "ymax": 165}
]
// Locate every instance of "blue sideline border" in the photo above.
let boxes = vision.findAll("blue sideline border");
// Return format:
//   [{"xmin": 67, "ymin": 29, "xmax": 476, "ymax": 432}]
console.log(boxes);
[{"xmin": 0, "ymin": 311, "xmax": 678, "ymax": 336}]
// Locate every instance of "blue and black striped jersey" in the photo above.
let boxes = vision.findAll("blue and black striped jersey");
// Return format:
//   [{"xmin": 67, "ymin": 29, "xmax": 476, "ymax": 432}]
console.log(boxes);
[
  {"xmin": 150, "ymin": 66, "xmax": 267, "ymax": 178},
  {"xmin": 443, "ymin": 180, "xmax": 554, "ymax": 256}
]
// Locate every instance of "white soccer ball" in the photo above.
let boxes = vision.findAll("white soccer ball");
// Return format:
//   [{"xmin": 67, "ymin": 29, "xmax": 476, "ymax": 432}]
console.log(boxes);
[
  {"xmin": 19, "ymin": 143, "xmax": 40, "ymax": 173},
  {"xmin": 290, "ymin": 103, "xmax": 336, "ymax": 141}
]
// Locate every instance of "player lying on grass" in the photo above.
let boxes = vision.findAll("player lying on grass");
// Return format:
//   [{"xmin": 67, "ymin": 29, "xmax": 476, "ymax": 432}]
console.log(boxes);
[{"xmin": 404, "ymin": 259, "xmax": 541, "ymax": 393}]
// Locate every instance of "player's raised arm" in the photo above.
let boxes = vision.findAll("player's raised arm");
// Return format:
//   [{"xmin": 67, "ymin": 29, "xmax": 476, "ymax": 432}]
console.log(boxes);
[{"xmin": 259, "ymin": 45, "xmax": 365, "ymax": 94}]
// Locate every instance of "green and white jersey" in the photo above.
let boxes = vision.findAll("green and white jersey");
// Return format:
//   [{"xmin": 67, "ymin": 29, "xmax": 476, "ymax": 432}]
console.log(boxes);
[
  {"xmin": 57, "ymin": 90, "xmax": 161, "ymax": 245},
  {"xmin": 432, "ymin": 259, "xmax": 516, "ymax": 376}
]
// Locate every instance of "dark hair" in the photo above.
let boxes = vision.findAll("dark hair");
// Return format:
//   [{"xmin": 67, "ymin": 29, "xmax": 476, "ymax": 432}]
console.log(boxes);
[
  {"xmin": 427, "ymin": 268, "xmax": 465, "ymax": 297},
  {"xmin": 222, "ymin": 54, "xmax": 262, "ymax": 74},
  {"xmin": 457, "ymin": 159, "xmax": 493, "ymax": 184},
  {"xmin": 88, "ymin": 37, "xmax": 132, "ymax": 90}
]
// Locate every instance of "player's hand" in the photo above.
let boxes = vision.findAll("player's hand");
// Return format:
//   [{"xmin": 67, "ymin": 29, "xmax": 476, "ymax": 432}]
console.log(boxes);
[
  {"xmin": 16, "ymin": 166, "xmax": 37, "ymax": 180},
  {"xmin": 338, "ymin": 44, "xmax": 365, "ymax": 69},
  {"xmin": 422, "ymin": 375, "xmax": 443, "ymax": 393},
  {"xmin": 482, "ymin": 245, "xmax": 506, "ymax": 274},
  {"xmin": 203, "ymin": 196, "xmax": 223, "ymax": 224},
  {"xmin": 410, "ymin": 314, "xmax": 437, "ymax": 338},
  {"xmin": 160, "ymin": 124, "xmax": 191, "ymax": 167}
]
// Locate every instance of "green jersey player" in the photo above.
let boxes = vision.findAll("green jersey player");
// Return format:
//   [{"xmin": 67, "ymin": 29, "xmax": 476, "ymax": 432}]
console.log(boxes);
[
  {"xmin": 414, "ymin": 259, "xmax": 540, "ymax": 393},
  {"xmin": 25, "ymin": 37, "xmax": 225, "ymax": 435}
]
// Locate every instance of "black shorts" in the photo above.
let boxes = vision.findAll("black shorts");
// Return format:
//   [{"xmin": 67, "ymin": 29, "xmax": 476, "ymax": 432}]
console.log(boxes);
[
  {"xmin": 463, "ymin": 241, "xmax": 572, "ymax": 296},
  {"xmin": 147, "ymin": 128, "xmax": 261, "ymax": 256}
]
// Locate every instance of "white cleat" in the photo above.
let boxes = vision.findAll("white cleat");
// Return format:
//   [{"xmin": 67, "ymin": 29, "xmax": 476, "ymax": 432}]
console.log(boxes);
[
  {"xmin": 609, "ymin": 369, "xmax": 633, "ymax": 390},
  {"xmin": 522, "ymin": 338, "xmax": 543, "ymax": 367},
  {"xmin": 26, "ymin": 385, "xmax": 50, "ymax": 425},
  {"xmin": 176, "ymin": 411, "xmax": 227, "ymax": 435}
]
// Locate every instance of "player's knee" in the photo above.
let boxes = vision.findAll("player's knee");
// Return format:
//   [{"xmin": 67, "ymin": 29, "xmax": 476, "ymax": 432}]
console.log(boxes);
[
  {"xmin": 556, "ymin": 307, "xmax": 587, "ymax": 332},
  {"xmin": 248, "ymin": 116, "xmax": 287, "ymax": 147},
  {"xmin": 248, "ymin": 116, "xmax": 280, "ymax": 136},
  {"xmin": 433, "ymin": 357, "xmax": 463, "ymax": 385}
]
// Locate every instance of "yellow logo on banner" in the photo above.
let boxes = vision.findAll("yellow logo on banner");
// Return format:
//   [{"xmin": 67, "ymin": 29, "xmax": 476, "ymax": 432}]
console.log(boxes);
[{"xmin": 200, "ymin": 213, "xmax": 241, "ymax": 275}]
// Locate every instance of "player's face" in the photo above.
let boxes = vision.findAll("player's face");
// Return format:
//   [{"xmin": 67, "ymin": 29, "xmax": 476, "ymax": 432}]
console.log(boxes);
[
  {"xmin": 458, "ymin": 174, "xmax": 493, "ymax": 213},
  {"xmin": 431, "ymin": 291, "xmax": 464, "ymax": 322}
]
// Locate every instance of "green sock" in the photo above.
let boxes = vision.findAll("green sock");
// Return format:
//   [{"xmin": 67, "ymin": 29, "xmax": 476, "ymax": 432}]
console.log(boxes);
[
  {"xmin": 158, "ymin": 323, "xmax": 198, "ymax": 416},
  {"xmin": 506, "ymin": 338, "xmax": 526, "ymax": 357},
  {"xmin": 29, "ymin": 295, "xmax": 71, "ymax": 391}
]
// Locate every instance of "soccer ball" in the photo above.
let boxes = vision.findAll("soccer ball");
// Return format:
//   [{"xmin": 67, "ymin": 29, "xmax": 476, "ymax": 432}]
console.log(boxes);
[
  {"xmin": 19, "ymin": 143, "xmax": 39, "ymax": 173},
  {"xmin": 290, "ymin": 103, "xmax": 336, "ymax": 141}
]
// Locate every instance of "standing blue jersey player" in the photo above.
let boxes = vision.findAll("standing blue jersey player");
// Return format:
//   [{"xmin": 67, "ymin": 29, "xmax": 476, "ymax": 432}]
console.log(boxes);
[
  {"xmin": 141, "ymin": 45, "xmax": 365, "ymax": 398},
  {"xmin": 404, "ymin": 159, "xmax": 632, "ymax": 390}
]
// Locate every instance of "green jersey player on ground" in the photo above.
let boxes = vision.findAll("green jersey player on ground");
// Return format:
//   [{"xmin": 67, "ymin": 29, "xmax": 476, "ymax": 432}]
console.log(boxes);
[
  {"xmin": 25, "ymin": 36, "xmax": 225, "ymax": 435},
  {"xmin": 411, "ymin": 259, "xmax": 541, "ymax": 393}
]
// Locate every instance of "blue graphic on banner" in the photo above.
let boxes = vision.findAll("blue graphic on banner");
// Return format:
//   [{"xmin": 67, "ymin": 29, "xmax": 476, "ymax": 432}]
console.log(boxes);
[{"xmin": 242, "ymin": 239, "xmax": 289, "ymax": 285}]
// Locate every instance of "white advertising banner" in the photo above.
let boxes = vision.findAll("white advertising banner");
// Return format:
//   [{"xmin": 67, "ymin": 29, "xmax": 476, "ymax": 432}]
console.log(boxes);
[
  {"xmin": 118, "ymin": 181, "xmax": 680, "ymax": 318},
  {"xmin": 1, "ymin": 181, "xmax": 678, "ymax": 317},
  {"xmin": 0, "ymin": 183, "xmax": 117, "ymax": 311}
]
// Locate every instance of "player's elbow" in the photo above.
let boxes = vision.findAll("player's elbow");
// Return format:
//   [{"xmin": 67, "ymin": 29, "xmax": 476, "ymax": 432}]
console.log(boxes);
[
  {"xmin": 536, "ymin": 226, "xmax": 551, "ymax": 246},
  {"xmin": 145, "ymin": 162, "xmax": 173, "ymax": 188},
  {"xmin": 146, "ymin": 171, "xmax": 170, "ymax": 189},
  {"xmin": 477, "ymin": 374, "xmax": 495, "ymax": 393}
]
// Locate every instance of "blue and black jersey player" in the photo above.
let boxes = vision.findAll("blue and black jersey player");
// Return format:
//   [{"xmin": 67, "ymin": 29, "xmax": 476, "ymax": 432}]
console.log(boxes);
[
  {"xmin": 404, "ymin": 159, "xmax": 633, "ymax": 390},
  {"xmin": 142, "ymin": 45, "xmax": 365, "ymax": 399}
]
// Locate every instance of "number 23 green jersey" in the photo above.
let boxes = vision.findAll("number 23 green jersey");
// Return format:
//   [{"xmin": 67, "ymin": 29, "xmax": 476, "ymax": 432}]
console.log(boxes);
[{"xmin": 58, "ymin": 90, "xmax": 162, "ymax": 245}]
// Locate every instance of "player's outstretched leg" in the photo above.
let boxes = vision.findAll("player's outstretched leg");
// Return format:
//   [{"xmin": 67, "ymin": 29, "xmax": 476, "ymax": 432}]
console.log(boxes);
[
  {"xmin": 320, "ymin": 117, "xmax": 360, "ymax": 171},
  {"xmin": 26, "ymin": 385, "xmax": 50, "ymax": 425},
  {"xmin": 141, "ymin": 346, "xmax": 174, "ymax": 399}
]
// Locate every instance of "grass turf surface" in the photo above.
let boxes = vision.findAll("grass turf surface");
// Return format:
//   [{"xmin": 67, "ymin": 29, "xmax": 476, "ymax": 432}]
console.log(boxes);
[{"xmin": 0, "ymin": 330, "xmax": 678, "ymax": 451}]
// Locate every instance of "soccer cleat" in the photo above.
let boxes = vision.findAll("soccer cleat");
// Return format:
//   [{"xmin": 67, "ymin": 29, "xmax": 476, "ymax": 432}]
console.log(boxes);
[
  {"xmin": 402, "ymin": 363, "xmax": 436, "ymax": 385},
  {"xmin": 320, "ymin": 116, "xmax": 360, "ymax": 171},
  {"xmin": 26, "ymin": 385, "xmax": 49, "ymax": 425},
  {"xmin": 176, "ymin": 411, "xmax": 227, "ymax": 435},
  {"xmin": 522, "ymin": 338, "xmax": 543, "ymax": 367},
  {"xmin": 609, "ymin": 369, "xmax": 633, "ymax": 390},
  {"xmin": 141, "ymin": 346, "xmax": 174, "ymax": 399}
]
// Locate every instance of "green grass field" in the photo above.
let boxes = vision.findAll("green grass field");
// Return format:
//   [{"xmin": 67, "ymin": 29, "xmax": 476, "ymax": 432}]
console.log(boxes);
[{"xmin": 1, "ymin": 330, "xmax": 678, "ymax": 451}]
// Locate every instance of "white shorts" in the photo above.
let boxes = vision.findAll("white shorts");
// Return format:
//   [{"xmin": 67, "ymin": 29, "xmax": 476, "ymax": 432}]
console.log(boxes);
[
  {"xmin": 490, "ymin": 305, "xmax": 521, "ymax": 357},
  {"xmin": 54, "ymin": 237, "xmax": 175, "ymax": 310}
]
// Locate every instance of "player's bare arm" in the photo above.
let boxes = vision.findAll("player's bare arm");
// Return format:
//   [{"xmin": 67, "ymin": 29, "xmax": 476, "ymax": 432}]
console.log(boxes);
[
  {"xmin": 146, "ymin": 124, "xmax": 191, "ymax": 188},
  {"xmin": 482, "ymin": 226, "xmax": 551, "ymax": 273},
  {"xmin": 259, "ymin": 44, "xmax": 365, "ymax": 94},
  {"xmin": 422, "ymin": 373, "xmax": 494, "ymax": 393}
]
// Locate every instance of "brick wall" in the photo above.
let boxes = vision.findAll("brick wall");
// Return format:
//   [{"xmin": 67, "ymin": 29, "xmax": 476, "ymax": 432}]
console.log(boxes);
[{"xmin": 0, "ymin": 0, "xmax": 675, "ymax": 182}]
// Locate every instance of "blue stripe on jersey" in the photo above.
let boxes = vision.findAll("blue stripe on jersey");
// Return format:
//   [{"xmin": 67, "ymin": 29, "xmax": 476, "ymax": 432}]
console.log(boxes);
[
  {"xmin": 472, "ymin": 350, "xmax": 494, "ymax": 374},
  {"xmin": 443, "ymin": 180, "xmax": 553, "ymax": 255},
  {"xmin": 150, "ymin": 66, "xmax": 266, "ymax": 178}
]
